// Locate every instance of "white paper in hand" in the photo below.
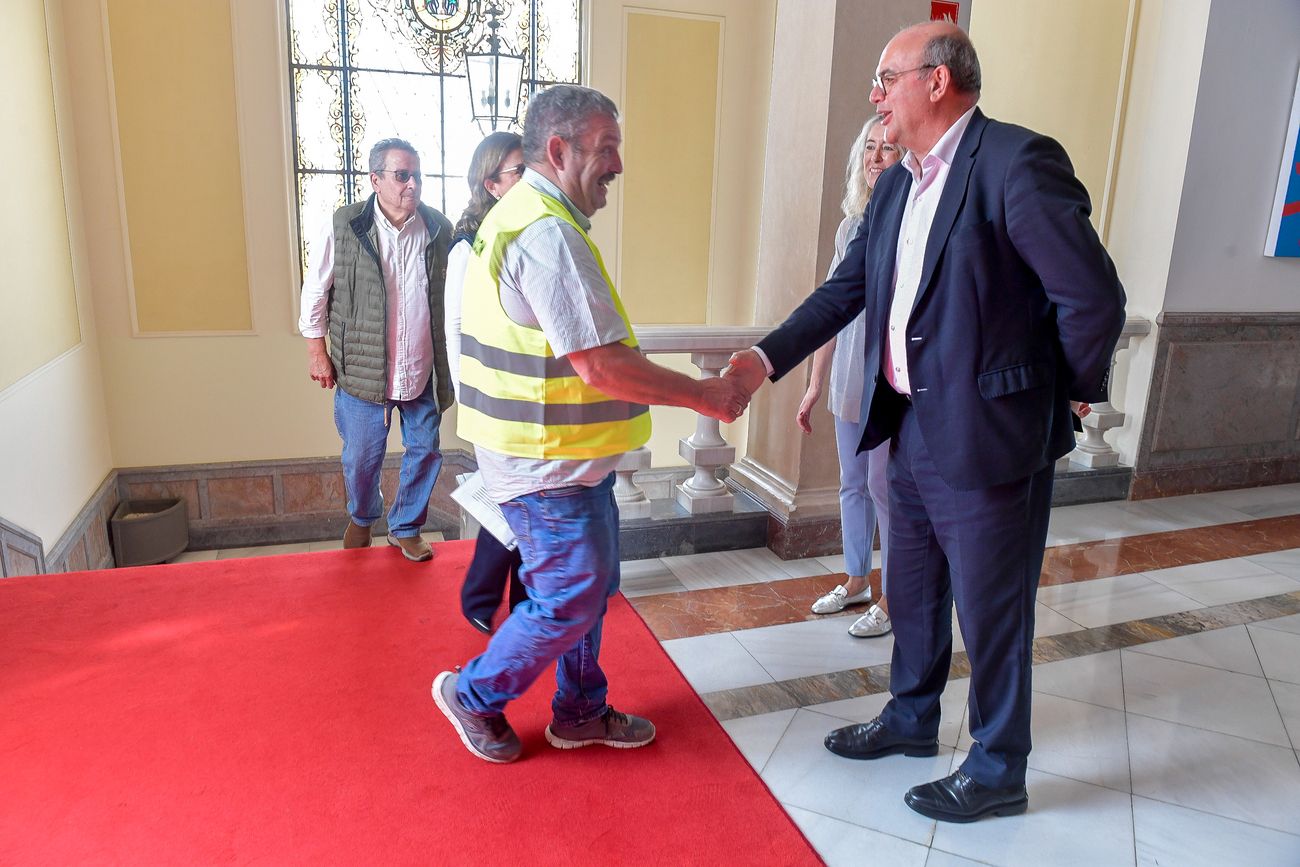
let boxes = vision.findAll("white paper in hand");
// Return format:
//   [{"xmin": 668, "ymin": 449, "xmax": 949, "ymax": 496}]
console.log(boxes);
[{"xmin": 451, "ymin": 472, "xmax": 517, "ymax": 550}]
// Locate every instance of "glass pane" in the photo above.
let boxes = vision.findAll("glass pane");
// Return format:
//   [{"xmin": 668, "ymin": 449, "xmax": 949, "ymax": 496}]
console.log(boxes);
[
  {"xmin": 421, "ymin": 176, "xmax": 448, "ymax": 219},
  {"xmin": 441, "ymin": 75, "xmax": 480, "ymax": 182},
  {"xmin": 351, "ymin": 70, "xmax": 444, "ymax": 176},
  {"xmin": 293, "ymin": 67, "xmax": 344, "ymax": 171},
  {"xmin": 535, "ymin": 0, "xmax": 581, "ymax": 83},
  {"xmin": 297, "ymin": 171, "xmax": 347, "ymax": 278},
  {"xmin": 441, "ymin": 175, "xmax": 469, "ymax": 227},
  {"xmin": 347, "ymin": 2, "xmax": 439, "ymax": 74},
  {"xmin": 288, "ymin": 0, "xmax": 341, "ymax": 66}
]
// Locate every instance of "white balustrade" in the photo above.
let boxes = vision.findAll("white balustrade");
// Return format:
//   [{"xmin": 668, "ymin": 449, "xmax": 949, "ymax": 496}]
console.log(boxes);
[{"xmin": 1060, "ymin": 316, "xmax": 1152, "ymax": 470}]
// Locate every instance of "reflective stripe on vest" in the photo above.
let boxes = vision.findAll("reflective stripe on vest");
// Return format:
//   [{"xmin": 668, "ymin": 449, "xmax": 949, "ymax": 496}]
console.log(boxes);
[{"xmin": 456, "ymin": 182, "xmax": 651, "ymax": 460}]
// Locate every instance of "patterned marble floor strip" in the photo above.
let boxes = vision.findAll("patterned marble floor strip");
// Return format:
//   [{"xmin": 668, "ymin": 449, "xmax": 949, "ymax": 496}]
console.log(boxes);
[
  {"xmin": 629, "ymin": 515, "xmax": 1300, "ymax": 641},
  {"xmin": 700, "ymin": 590, "xmax": 1300, "ymax": 721}
]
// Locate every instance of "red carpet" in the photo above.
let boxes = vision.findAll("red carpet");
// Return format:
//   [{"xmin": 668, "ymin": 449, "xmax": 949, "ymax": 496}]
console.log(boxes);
[{"xmin": 0, "ymin": 542, "xmax": 818, "ymax": 865}]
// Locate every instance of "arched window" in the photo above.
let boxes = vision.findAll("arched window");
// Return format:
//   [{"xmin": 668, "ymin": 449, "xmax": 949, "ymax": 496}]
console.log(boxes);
[{"xmin": 286, "ymin": 0, "xmax": 582, "ymax": 272}]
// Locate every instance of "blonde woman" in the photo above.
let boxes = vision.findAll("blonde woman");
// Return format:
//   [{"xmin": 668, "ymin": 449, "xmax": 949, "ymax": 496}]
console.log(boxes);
[{"xmin": 799, "ymin": 115, "xmax": 902, "ymax": 638}]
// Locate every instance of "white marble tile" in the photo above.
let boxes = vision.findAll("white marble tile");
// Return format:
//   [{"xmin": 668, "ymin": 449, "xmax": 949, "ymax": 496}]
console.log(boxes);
[
  {"xmin": 814, "ymin": 550, "xmax": 883, "ymax": 576},
  {"xmin": 1244, "ymin": 547, "xmax": 1300, "ymax": 579},
  {"xmin": 1121, "ymin": 650, "xmax": 1289, "ymax": 746},
  {"xmin": 1045, "ymin": 500, "xmax": 1183, "ymax": 546},
  {"xmin": 733, "ymin": 616, "xmax": 895, "ymax": 682},
  {"xmin": 809, "ymin": 679, "xmax": 970, "ymax": 750},
  {"xmin": 1133, "ymin": 796, "xmax": 1300, "ymax": 867},
  {"xmin": 1141, "ymin": 557, "xmax": 1300, "ymax": 607},
  {"xmin": 1127, "ymin": 713, "xmax": 1300, "ymax": 834},
  {"xmin": 1253, "ymin": 612, "xmax": 1300, "ymax": 636},
  {"xmin": 957, "ymin": 693, "xmax": 1130, "ymax": 792},
  {"xmin": 660, "ymin": 632, "xmax": 774, "ymax": 693},
  {"xmin": 169, "ymin": 549, "xmax": 219, "ymax": 563},
  {"xmin": 1035, "ymin": 573, "xmax": 1202, "ymax": 629},
  {"xmin": 1272, "ymin": 680, "xmax": 1300, "ymax": 749},
  {"xmin": 1032, "ymin": 649, "xmax": 1126, "ymax": 710},
  {"xmin": 1206, "ymin": 482, "xmax": 1300, "ymax": 519},
  {"xmin": 930, "ymin": 767, "xmax": 1136, "ymax": 867},
  {"xmin": 761, "ymin": 708, "xmax": 949, "ymax": 846},
  {"xmin": 1127, "ymin": 624, "xmax": 1265, "ymax": 677},
  {"xmin": 1248, "ymin": 625, "xmax": 1300, "ymax": 685},
  {"xmin": 216, "ymin": 542, "xmax": 316, "ymax": 560},
  {"xmin": 661, "ymin": 546, "xmax": 820, "ymax": 590},
  {"xmin": 307, "ymin": 538, "xmax": 343, "ymax": 553},
  {"xmin": 617, "ymin": 558, "xmax": 687, "ymax": 597},
  {"xmin": 720, "ymin": 708, "xmax": 797, "ymax": 773},
  {"xmin": 924, "ymin": 851, "xmax": 995, "ymax": 867},
  {"xmin": 783, "ymin": 805, "xmax": 930, "ymax": 867},
  {"xmin": 1136, "ymin": 494, "xmax": 1255, "ymax": 529},
  {"xmin": 420, "ymin": 531, "xmax": 445, "ymax": 543}
]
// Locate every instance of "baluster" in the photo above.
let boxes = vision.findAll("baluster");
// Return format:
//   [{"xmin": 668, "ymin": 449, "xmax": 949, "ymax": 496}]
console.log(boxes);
[
  {"xmin": 675, "ymin": 351, "xmax": 736, "ymax": 514},
  {"xmin": 614, "ymin": 447, "xmax": 653, "ymax": 520}
]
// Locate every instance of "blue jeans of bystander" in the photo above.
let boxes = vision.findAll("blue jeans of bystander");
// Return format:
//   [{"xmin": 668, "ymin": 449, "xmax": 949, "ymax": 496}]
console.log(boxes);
[{"xmin": 333, "ymin": 379, "xmax": 443, "ymax": 538}]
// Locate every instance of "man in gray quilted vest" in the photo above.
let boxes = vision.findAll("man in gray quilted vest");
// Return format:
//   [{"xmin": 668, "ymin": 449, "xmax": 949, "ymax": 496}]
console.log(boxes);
[{"xmin": 298, "ymin": 138, "xmax": 454, "ymax": 562}]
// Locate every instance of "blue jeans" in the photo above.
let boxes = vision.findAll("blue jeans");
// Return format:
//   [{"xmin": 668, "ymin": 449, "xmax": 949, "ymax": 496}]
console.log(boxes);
[
  {"xmin": 457, "ymin": 473, "xmax": 620, "ymax": 725},
  {"xmin": 333, "ymin": 379, "xmax": 443, "ymax": 538},
  {"xmin": 835, "ymin": 415, "xmax": 891, "ymax": 590}
]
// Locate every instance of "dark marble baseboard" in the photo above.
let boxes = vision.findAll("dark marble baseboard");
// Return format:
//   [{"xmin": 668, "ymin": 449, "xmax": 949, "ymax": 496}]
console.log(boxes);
[
  {"xmin": 2, "ymin": 473, "xmax": 119, "ymax": 578},
  {"xmin": 1135, "ymin": 312, "xmax": 1300, "ymax": 498},
  {"xmin": 618, "ymin": 490, "xmax": 769, "ymax": 560},
  {"xmin": 0, "ymin": 516, "xmax": 46, "ymax": 578}
]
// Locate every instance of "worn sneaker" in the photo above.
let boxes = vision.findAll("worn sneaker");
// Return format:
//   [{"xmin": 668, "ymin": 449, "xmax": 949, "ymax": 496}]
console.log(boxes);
[
  {"xmin": 811, "ymin": 584, "xmax": 872, "ymax": 614},
  {"xmin": 343, "ymin": 520, "xmax": 372, "ymax": 549},
  {"xmin": 848, "ymin": 604, "xmax": 892, "ymax": 638},
  {"xmin": 432, "ymin": 670, "xmax": 521, "ymax": 763},
  {"xmin": 388, "ymin": 533, "xmax": 434, "ymax": 562},
  {"xmin": 545, "ymin": 707, "xmax": 656, "ymax": 750}
]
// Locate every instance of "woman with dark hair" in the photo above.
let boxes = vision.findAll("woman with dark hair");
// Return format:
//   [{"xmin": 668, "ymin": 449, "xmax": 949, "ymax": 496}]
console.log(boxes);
[{"xmin": 445, "ymin": 130, "xmax": 527, "ymax": 633}]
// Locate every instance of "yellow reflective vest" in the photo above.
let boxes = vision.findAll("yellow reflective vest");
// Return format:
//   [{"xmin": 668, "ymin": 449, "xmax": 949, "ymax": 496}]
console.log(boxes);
[{"xmin": 456, "ymin": 181, "xmax": 652, "ymax": 460}]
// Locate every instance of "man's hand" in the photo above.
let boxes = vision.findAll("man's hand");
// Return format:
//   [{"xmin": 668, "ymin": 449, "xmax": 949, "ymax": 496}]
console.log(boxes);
[
  {"xmin": 306, "ymin": 337, "xmax": 336, "ymax": 389},
  {"xmin": 1070, "ymin": 401, "xmax": 1091, "ymax": 418},
  {"xmin": 723, "ymin": 349, "xmax": 767, "ymax": 399},
  {"xmin": 697, "ymin": 376, "xmax": 748, "ymax": 423}
]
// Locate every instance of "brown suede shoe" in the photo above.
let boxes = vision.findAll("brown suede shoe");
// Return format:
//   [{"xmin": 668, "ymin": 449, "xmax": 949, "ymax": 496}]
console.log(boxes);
[
  {"xmin": 387, "ymin": 533, "xmax": 433, "ymax": 562},
  {"xmin": 343, "ymin": 520, "xmax": 372, "ymax": 549}
]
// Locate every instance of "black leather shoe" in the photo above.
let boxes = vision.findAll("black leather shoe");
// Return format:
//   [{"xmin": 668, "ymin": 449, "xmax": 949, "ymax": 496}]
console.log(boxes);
[
  {"xmin": 467, "ymin": 616, "xmax": 493, "ymax": 635},
  {"xmin": 823, "ymin": 716, "xmax": 939, "ymax": 760},
  {"xmin": 904, "ymin": 770, "xmax": 1028, "ymax": 823}
]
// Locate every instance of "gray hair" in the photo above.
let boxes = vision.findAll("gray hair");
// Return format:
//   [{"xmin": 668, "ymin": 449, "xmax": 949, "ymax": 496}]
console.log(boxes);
[
  {"xmin": 842, "ymin": 115, "xmax": 905, "ymax": 218},
  {"xmin": 522, "ymin": 84, "xmax": 619, "ymax": 164},
  {"xmin": 368, "ymin": 138, "xmax": 419, "ymax": 173},
  {"xmin": 922, "ymin": 30, "xmax": 981, "ymax": 94}
]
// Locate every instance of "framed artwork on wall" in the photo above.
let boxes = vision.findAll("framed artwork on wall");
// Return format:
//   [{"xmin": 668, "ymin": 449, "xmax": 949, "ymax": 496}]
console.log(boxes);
[{"xmin": 1264, "ymin": 69, "xmax": 1300, "ymax": 258}]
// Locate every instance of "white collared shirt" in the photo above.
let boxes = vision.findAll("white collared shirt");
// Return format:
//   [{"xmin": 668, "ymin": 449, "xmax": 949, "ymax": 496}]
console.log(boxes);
[
  {"xmin": 883, "ymin": 105, "xmax": 977, "ymax": 395},
  {"xmin": 298, "ymin": 199, "xmax": 434, "ymax": 401}
]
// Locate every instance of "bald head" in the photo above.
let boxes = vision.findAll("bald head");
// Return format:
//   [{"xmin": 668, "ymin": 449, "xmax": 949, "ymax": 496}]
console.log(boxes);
[
  {"xmin": 895, "ymin": 21, "xmax": 981, "ymax": 96},
  {"xmin": 871, "ymin": 21, "xmax": 981, "ymax": 158}
]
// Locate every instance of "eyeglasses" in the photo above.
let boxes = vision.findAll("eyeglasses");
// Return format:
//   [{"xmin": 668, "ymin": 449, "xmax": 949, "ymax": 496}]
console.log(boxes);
[
  {"xmin": 490, "ymin": 163, "xmax": 525, "ymax": 181},
  {"xmin": 871, "ymin": 65, "xmax": 936, "ymax": 96},
  {"xmin": 374, "ymin": 169, "xmax": 422, "ymax": 183},
  {"xmin": 864, "ymin": 142, "xmax": 901, "ymax": 154}
]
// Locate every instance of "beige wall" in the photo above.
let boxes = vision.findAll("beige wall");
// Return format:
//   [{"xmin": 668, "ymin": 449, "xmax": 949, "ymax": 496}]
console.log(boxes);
[
  {"xmin": 0, "ymin": 0, "xmax": 81, "ymax": 393},
  {"xmin": 970, "ymin": 0, "xmax": 1137, "ymax": 234},
  {"xmin": 0, "ymin": 0, "xmax": 114, "ymax": 550},
  {"xmin": 105, "ymin": 0, "xmax": 253, "ymax": 334}
]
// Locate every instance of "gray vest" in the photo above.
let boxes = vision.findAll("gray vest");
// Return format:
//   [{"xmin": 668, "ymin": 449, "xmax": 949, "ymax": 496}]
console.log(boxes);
[{"xmin": 327, "ymin": 195, "xmax": 454, "ymax": 409}]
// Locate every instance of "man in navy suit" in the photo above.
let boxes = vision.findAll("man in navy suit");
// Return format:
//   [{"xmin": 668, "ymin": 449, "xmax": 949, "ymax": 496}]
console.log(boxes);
[{"xmin": 726, "ymin": 21, "xmax": 1125, "ymax": 822}]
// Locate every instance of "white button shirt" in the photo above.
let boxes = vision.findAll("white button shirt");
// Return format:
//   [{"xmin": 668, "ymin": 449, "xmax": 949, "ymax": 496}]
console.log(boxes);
[
  {"xmin": 883, "ymin": 105, "xmax": 976, "ymax": 395},
  {"xmin": 298, "ymin": 200, "xmax": 434, "ymax": 401}
]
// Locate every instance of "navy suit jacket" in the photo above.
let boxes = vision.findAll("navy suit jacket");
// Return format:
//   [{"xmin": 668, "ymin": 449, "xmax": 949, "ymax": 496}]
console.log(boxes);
[{"xmin": 757, "ymin": 109, "xmax": 1126, "ymax": 491}]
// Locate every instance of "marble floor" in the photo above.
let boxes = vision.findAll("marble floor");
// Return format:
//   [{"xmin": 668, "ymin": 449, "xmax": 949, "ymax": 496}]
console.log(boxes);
[{"xmin": 190, "ymin": 485, "xmax": 1300, "ymax": 866}]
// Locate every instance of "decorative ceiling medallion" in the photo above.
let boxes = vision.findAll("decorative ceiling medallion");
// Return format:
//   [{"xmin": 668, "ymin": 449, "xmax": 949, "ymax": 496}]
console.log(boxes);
[{"xmin": 412, "ymin": 0, "xmax": 473, "ymax": 35}]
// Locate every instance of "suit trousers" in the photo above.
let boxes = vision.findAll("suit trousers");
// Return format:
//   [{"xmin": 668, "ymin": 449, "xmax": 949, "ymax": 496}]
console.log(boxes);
[{"xmin": 879, "ymin": 404, "xmax": 1054, "ymax": 789}]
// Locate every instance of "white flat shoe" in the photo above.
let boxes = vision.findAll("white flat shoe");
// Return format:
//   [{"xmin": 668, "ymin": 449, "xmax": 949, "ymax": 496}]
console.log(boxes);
[
  {"xmin": 811, "ymin": 584, "xmax": 872, "ymax": 614},
  {"xmin": 848, "ymin": 604, "xmax": 892, "ymax": 638}
]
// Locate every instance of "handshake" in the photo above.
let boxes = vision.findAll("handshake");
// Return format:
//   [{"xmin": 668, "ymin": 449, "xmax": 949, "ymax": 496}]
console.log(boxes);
[{"xmin": 695, "ymin": 348, "xmax": 770, "ymax": 424}]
